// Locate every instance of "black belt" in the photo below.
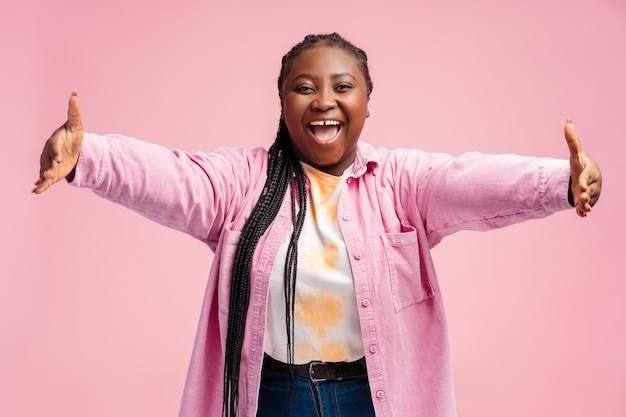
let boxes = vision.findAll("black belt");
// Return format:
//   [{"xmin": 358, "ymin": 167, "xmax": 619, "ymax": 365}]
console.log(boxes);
[{"xmin": 263, "ymin": 354, "xmax": 367, "ymax": 382}]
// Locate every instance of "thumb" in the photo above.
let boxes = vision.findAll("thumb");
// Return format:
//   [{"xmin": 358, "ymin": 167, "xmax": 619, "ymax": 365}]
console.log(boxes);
[
  {"xmin": 64, "ymin": 92, "xmax": 84, "ymax": 162},
  {"xmin": 66, "ymin": 92, "xmax": 83, "ymax": 134},
  {"xmin": 564, "ymin": 118, "xmax": 583, "ymax": 158}
]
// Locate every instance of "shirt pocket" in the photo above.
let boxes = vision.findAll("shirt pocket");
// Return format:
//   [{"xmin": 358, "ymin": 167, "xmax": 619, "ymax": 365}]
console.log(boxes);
[
  {"xmin": 381, "ymin": 220, "xmax": 435, "ymax": 312},
  {"xmin": 217, "ymin": 223, "xmax": 242, "ymax": 315}
]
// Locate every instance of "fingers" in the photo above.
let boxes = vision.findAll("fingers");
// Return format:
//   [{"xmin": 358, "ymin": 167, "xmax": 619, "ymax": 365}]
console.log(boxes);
[
  {"xmin": 576, "ymin": 191, "xmax": 592, "ymax": 217},
  {"xmin": 574, "ymin": 168, "xmax": 592, "ymax": 217},
  {"xmin": 32, "ymin": 136, "xmax": 55, "ymax": 194},
  {"xmin": 32, "ymin": 167, "xmax": 54, "ymax": 194},
  {"xmin": 33, "ymin": 144, "xmax": 58, "ymax": 194},
  {"xmin": 574, "ymin": 156, "xmax": 601, "ymax": 217}
]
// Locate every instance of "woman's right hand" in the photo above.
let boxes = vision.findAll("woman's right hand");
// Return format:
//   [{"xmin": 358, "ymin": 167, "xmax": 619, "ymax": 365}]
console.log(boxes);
[{"xmin": 33, "ymin": 93, "xmax": 84, "ymax": 194}]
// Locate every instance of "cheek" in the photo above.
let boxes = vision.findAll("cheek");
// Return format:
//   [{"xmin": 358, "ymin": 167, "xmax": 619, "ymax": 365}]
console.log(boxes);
[
  {"xmin": 283, "ymin": 115, "xmax": 305, "ymax": 141},
  {"xmin": 348, "ymin": 95, "xmax": 369, "ymax": 116},
  {"xmin": 282, "ymin": 95, "xmax": 305, "ymax": 115},
  {"xmin": 283, "ymin": 101, "xmax": 312, "ymax": 136}
]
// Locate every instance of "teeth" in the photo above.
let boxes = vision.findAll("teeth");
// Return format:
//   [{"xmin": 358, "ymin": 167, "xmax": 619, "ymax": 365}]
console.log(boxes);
[{"xmin": 309, "ymin": 120, "xmax": 341, "ymax": 126}]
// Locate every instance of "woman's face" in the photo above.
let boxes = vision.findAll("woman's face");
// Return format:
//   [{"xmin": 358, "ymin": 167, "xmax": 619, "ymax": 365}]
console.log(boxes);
[{"xmin": 280, "ymin": 45, "xmax": 370, "ymax": 176}]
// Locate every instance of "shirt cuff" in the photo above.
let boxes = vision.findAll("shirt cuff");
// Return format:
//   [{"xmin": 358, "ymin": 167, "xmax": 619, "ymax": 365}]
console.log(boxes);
[{"xmin": 68, "ymin": 133, "xmax": 108, "ymax": 189}]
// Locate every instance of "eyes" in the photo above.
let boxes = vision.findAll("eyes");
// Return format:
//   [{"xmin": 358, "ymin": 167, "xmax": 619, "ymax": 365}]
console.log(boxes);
[{"xmin": 294, "ymin": 83, "xmax": 354, "ymax": 94}]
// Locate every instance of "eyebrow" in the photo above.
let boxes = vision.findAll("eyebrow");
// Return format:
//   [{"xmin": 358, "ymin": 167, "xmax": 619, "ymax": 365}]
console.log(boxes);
[{"xmin": 293, "ymin": 72, "xmax": 357, "ymax": 81}]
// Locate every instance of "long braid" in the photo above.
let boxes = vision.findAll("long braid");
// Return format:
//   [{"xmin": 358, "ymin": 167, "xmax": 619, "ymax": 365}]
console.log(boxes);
[
  {"xmin": 222, "ymin": 32, "xmax": 373, "ymax": 417},
  {"xmin": 284, "ymin": 153, "xmax": 307, "ymax": 368},
  {"xmin": 223, "ymin": 120, "xmax": 296, "ymax": 417}
]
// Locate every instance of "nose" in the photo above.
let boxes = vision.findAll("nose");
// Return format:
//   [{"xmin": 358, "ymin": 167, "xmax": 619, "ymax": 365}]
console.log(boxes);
[{"xmin": 312, "ymin": 88, "xmax": 336, "ymax": 112}]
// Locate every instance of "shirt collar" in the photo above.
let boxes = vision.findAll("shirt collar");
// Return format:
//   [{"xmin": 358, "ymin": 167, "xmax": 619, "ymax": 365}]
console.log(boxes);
[{"xmin": 351, "ymin": 142, "xmax": 380, "ymax": 178}]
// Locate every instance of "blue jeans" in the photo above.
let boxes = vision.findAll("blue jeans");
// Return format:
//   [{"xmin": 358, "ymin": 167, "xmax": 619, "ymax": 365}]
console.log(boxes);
[{"xmin": 256, "ymin": 361, "xmax": 376, "ymax": 417}]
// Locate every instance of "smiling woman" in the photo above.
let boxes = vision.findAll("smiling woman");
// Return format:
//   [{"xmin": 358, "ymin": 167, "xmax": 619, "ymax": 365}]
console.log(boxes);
[{"xmin": 32, "ymin": 33, "xmax": 602, "ymax": 417}]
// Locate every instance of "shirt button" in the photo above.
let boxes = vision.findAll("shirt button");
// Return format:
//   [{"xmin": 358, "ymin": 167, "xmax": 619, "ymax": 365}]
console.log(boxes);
[
  {"xmin": 376, "ymin": 390, "xmax": 385, "ymax": 399},
  {"xmin": 354, "ymin": 252, "xmax": 362, "ymax": 260},
  {"xmin": 362, "ymin": 298, "xmax": 370, "ymax": 307},
  {"xmin": 342, "ymin": 214, "xmax": 351, "ymax": 221},
  {"xmin": 369, "ymin": 345, "xmax": 378, "ymax": 353}
]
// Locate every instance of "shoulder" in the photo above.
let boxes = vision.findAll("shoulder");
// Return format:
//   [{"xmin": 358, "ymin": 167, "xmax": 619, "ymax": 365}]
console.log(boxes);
[
  {"xmin": 355, "ymin": 141, "xmax": 452, "ymax": 175},
  {"xmin": 190, "ymin": 146, "xmax": 269, "ymax": 177},
  {"xmin": 203, "ymin": 145, "xmax": 269, "ymax": 162}
]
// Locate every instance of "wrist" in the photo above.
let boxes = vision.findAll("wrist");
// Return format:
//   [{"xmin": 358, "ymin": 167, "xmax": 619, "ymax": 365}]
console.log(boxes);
[{"xmin": 567, "ymin": 177, "xmax": 574, "ymax": 207}]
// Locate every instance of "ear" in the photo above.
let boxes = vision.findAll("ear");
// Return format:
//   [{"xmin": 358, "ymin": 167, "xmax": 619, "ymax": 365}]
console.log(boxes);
[{"xmin": 366, "ymin": 95, "xmax": 370, "ymax": 118}]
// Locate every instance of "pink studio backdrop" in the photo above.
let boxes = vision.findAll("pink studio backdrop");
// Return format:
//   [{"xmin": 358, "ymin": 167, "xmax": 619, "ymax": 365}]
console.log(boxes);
[{"xmin": 2, "ymin": 0, "xmax": 625, "ymax": 416}]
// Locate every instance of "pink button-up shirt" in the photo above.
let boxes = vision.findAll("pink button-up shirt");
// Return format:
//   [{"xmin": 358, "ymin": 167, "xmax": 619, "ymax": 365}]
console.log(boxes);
[{"xmin": 72, "ymin": 133, "xmax": 571, "ymax": 417}]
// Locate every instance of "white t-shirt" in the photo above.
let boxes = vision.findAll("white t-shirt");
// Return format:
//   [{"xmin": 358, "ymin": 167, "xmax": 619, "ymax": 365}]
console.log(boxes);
[{"xmin": 264, "ymin": 163, "xmax": 365, "ymax": 364}]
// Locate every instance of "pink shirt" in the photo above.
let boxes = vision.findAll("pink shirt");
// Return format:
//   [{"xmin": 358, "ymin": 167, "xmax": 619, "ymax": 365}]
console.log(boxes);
[{"xmin": 72, "ymin": 133, "xmax": 572, "ymax": 417}]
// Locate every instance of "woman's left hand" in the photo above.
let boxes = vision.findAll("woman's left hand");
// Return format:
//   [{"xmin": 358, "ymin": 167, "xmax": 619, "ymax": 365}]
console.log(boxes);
[{"xmin": 564, "ymin": 119, "xmax": 602, "ymax": 217}]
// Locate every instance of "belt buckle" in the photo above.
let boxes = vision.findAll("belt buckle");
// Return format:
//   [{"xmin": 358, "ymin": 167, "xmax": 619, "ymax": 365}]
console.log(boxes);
[{"xmin": 309, "ymin": 361, "xmax": 328, "ymax": 382}]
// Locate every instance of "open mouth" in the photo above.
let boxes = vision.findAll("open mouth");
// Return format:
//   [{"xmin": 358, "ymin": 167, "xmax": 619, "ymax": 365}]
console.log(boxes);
[{"xmin": 309, "ymin": 120, "xmax": 342, "ymax": 143}]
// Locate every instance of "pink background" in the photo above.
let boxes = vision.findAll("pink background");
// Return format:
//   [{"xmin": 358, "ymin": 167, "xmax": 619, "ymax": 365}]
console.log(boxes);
[{"xmin": 2, "ymin": 0, "xmax": 625, "ymax": 416}]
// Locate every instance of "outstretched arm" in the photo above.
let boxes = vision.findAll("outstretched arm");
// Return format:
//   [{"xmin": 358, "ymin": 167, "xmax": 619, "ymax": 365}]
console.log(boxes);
[
  {"xmin": 33, "ymin": 93, "xmax": 83, "ymax": 194},
  {"xmin": 30, "ymin": 94, "xmax": 269, "ymax": 245},
  {"xmin": 565, "ymin": 119, "xmax": 602, "ymax": 217}
]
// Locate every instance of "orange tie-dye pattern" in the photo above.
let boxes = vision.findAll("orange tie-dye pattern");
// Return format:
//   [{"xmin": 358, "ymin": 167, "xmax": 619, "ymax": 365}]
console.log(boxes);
[
  {"xmin": 326, "ymin": 203, "xmax": 338, "ymax": 220},
  {"xmin": 323, "ymin": 242, "xmax": 338, "ymax": 269},
  {"xmin": 295, "ymin": 343, "xmax": 318, "ymax": 361},
  {"xmin": 295, "ymin": 290, "xmax": 347, "ymax": 339},
  {"xmin": 304, "ymin": 242, "xmax": 339, "ymax": 270},
  {"xmin": 317, "ymin": 341, "xmax": 348, "ymax": 362},
  {"xmin": 307, "ymin": 169, "xmax": 335, "ymax": 204},
  {"xmin": 307, "ymin": 168, "xmax": 341, "ymax": 221},
  {"xmin": 296, "ymin": 341, "xmax": 348, "ymax": 362},
  {"xmin": 295, "ymin": 290, "xmax": 349, "ymax": 362},
  {"xmin": 303, "ymin": 168, "xmax": 341, "ymax": 271}
]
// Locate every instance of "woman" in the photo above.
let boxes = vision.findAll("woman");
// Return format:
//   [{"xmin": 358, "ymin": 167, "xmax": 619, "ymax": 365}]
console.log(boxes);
[{"xmin": 34, "ymin": 33, "xmax": 601, "ymax": 417}]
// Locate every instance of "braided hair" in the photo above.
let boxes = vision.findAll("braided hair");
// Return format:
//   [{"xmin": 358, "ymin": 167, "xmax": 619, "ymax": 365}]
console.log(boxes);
[{"xmin": 222, "ymin": 33, "xmax": 374, "ymax": 417}]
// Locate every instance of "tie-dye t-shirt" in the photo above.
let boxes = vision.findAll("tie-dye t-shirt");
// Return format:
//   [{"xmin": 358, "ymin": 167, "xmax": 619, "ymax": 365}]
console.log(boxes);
[{"xmin": 264, "ymin": 162, "xmax": 365, "ymax": 364}]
